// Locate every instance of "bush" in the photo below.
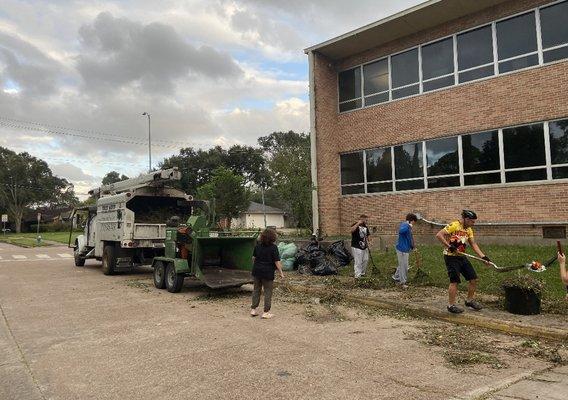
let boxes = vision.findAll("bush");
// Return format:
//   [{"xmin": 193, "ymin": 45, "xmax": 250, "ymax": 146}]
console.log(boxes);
[{"xmin": 30, "ymin": 221, "xmax": 73, "ymax": 233}]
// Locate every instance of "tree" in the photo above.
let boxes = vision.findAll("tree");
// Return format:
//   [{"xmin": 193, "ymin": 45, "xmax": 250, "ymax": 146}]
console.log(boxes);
[
  {"xmin": 258, "ymin": 131, "xmax": 312, "ymax": 228},
  {"xmin": 102, "ymin": 171, "xmax": 129, "ymax": 185},
  {"xmin": 196, "ymin": 167, "xmax": 249, "ymax": 227},
  {"xmin": 0, "ymin": 147, "xmax": 79, "ymax": 232},
  {"xmin": 160, "ymin": 145, "xmax": 268, "ymax": 195}
]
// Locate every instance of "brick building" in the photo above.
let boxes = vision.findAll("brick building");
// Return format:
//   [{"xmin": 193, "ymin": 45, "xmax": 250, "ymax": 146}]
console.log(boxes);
[{"xmin": 305, "ymin": 0, "xmax": 568, "ymax": 244}]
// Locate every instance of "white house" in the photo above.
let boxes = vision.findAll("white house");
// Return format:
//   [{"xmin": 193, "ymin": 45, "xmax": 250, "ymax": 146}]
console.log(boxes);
[{"xmin": 232, "ymin": 202, "xmax": 286, "ymax": 229}]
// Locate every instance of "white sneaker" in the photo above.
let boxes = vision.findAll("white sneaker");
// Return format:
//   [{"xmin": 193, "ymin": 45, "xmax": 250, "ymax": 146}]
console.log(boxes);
[
  {"xmin": 250, "ymin": 309, "xmax": 258, "ymax": 317},
  {"xmin": 261, "ymin": 312, "xmax": 274, "ymax": 319}
]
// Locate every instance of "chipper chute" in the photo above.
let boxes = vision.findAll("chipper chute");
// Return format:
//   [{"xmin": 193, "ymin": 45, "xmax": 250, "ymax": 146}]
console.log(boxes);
[{"xmin": 152, "ymin": 214, "xmax": 259, "ymax": 292}]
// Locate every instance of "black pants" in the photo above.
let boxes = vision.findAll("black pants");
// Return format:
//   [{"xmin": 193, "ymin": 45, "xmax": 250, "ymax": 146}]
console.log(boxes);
[{"xmin": 251, "ymin": 277, "xmax": 274, "ymax": 312}]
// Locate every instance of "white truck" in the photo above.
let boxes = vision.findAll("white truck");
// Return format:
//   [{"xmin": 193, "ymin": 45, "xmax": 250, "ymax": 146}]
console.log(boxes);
[{"xmin": 69, "ymin": 168, "xmax": 200, "ymax": 275}]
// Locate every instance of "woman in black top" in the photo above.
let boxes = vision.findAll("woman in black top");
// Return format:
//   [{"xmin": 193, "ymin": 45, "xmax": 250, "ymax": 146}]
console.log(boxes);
[{"xmin": 251, "ymin": 229, "xmax": 284, "ymax": 319}]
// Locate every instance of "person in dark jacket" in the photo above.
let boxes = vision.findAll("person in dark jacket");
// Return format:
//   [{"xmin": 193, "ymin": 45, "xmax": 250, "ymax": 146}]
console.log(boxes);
[{"xmin": 251, "ymin": 228, "xmax": 284, "ymax": 319}]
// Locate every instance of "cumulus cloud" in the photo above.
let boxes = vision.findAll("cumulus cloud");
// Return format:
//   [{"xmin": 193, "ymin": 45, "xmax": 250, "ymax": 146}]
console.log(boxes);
[{"xmin": 77, "ymin": 12, "xmax": 242, "ymax": 94}]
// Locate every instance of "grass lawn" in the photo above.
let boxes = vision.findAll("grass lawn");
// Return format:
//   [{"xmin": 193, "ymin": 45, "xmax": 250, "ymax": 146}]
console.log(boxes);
[
  {"xmin": 342, "ymin": 244, "xmax": 567, "ymax": 303},
  {"xmin": 0, "ymin": 231, "xmax": 80, "ymax": 247}
]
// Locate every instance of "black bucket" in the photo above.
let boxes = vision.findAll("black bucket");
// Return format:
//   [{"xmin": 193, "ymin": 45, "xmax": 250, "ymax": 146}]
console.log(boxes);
[{"xmin": 503, "ymin": 286, "xmax": 541, "ymax": 315}]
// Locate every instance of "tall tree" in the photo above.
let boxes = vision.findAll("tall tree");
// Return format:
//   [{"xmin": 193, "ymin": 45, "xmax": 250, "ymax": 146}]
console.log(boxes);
[
  {"xmin": 102, "ymin": 171, "xmax": 129, "ymax": 185},
  {"xmin": 258, "ymin": 131, "xmax": 312, "ymax": 228},
  {"xmin": 0, "ymin": 147, "xmax": 78, "ymax": 232},
  {"xmin": 196, "ymin": 167, "xmax": 249, "ymax": 227}
]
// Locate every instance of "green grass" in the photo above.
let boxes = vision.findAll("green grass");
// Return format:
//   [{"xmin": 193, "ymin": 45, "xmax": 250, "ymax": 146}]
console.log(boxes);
[
  {"xmin": 343, "ymin": 244, "xmax": 567, "ymax": 302},
  {"xmin": 0, "ymin": 231, "xmax": 80, "ymax": 247}
]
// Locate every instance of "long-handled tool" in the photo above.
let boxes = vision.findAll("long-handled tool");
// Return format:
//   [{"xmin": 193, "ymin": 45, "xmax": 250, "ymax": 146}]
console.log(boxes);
[
  {"xmin": 364, "ymin": 235, "xmax": 377, "ymax": 275},
  {"xmin": 458, "ymin": 251, "xmax": 555, "ymax": 273}
]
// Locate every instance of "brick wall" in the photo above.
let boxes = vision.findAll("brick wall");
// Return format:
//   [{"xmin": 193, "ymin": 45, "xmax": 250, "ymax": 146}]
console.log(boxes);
[{"xmin": 313, "ymin": 0, "xmax": 568, "ymax": 238}]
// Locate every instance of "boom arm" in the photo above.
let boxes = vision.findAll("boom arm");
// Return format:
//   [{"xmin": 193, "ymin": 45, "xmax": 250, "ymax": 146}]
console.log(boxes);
[{"xmin": 89, "ymin": 168, "xmax": 181, "ymax": 198}]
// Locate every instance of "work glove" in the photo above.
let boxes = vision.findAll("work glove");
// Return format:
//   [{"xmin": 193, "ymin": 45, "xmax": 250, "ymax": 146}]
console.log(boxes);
[
  {"xmin": 447, "ymin": 244, "xmax": 458, "ymax": 253},
  {"xmin": 482, "ymin": 256, "xmax": 491, "ymax": 262}
]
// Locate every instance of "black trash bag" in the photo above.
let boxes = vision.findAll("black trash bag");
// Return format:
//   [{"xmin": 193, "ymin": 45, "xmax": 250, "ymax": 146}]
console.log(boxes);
[
  {"xmin": 305, "ymin": 242, "xmax": 322, "ymax": 253},
  {"xmin": 298, "ymin": 263, "xmax": 312, "ymax": 275},
  {"xmin": 328, "ymin": 240, "xmax": 352, "ymax": 267},
  {"xmin": 312, "ymin": 254, "xmax": 339, "ymax": 276},
  {"xmin": 295, "ymin": 249, "xmax": 310, "ymax": 267}
]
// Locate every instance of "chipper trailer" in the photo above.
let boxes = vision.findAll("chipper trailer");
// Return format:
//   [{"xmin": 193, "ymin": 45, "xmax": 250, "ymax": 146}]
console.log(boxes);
[{"xmin": 152, "ymin": 214, "xmax": 259, "ymax": 292}]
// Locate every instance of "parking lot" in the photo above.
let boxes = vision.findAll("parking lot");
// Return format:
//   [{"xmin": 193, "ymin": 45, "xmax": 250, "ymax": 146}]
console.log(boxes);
[{"xmin": 1, "ymin": 243, "xmax": 565, "ymax": 400}]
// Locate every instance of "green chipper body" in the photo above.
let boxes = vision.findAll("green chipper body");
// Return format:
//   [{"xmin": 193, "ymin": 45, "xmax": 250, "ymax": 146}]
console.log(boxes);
[{"xmin": 151, "ymin": 215, "xmax": 259, "ymax": 292}]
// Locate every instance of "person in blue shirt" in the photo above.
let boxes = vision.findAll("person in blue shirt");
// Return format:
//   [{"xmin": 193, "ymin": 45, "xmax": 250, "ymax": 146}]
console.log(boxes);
[{"xmin": 392, "ymin": 213, "xmax": 418, "ymax": 289}]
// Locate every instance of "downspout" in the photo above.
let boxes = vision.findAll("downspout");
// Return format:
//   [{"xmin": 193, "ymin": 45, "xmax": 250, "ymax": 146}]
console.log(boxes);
[{"xmin": 308, "ymin": 51, "xmax": 320, "ymax": 236}]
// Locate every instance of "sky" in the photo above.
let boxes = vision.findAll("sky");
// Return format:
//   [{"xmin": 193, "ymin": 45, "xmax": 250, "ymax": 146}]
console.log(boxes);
[{"xmin": 0, "ymin": 0, "xmax": 422, "ymax": 197}]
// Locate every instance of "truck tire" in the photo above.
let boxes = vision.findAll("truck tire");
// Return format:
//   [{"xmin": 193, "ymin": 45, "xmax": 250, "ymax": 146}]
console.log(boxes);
[
  {"xmin": 153, "ymin": 261, "xmax": 166, "ymax": 289},
  {"xmin": 102, "ymin": 244, "xmax": 117, "ymax": 275},
  {"xmin": 165, "ymin": 263, "xmax": 184, "ymax": 293},
  {"xmin": 74, "ymin": 243, "xmax": 85, "ymax": 267}
]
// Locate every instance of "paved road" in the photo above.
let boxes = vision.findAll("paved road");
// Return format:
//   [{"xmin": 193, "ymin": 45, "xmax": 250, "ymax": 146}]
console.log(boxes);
[{"xmin": 0, "ymin": 243, "xmax": 565, "ymax": 400}]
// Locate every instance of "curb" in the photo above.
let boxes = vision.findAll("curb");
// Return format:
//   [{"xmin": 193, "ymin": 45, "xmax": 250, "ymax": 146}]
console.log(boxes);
[{"xmin": 282, "ymin": 284, "xmax": 568, "ymax": 342}]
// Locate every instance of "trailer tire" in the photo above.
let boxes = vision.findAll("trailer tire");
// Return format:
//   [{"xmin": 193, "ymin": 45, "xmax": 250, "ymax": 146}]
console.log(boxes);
[
  {"xmin": 165, "ymin": 263, "xmax": 184, "ymax": 293},
  {"xmin": 74, "ymin": 243, "xmax": 85, "ymax": 267},
  {"xmin": 153, "ymin": 261, "xmax": 166, "ymax": 289},
  {"xmin": 102, "ymin": 244, "xmax": 117, "ymax": 275}
]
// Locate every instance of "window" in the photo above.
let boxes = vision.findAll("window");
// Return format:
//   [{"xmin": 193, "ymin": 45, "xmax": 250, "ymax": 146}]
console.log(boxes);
[
  {"xmin": 426, "ymin": 137, "xmax": 459, "ymax": 188},
  {"xmin": 496, "ymin": 12, "xmax": 538, "ymax": 73},
  {"xmin": 366, "ymin": 147, "xmax": 392, "ymax": 192},
  {"xmin": 340, "ymin": 152, "xmax": 364, "ymax": 194},
  {"xmin": 540, "ymin": 1, "xmax": 568, "ymax": 63},
  {"xmin": 391, "ymin": 49, "xmax": 419, "ymax": 99},
  {"xmin": 549, "ymin": 119, "xmax": 568, "ymax": 179},
  {"xmin": 457, "ymin": 25, "xmax": 494, "ymax": 83},
  {"xmin": 503, "ymin": 123, "xmax": 546, "ymax": 182},
  {"xmin": 394, "ymin": 142, "xmax": 424, "ymax": 191},
  {"xmin": 422, "ymin": 37, "xmax": 455, "ymax": 92},
  {"xmin": 338, "ymin": 67, "xmax": 362, "ymax": 112},
  {"xmin": 462, "ymin": 130, "xmax": 501, "ymax": 186},
  {"xmin": 363, "ymin": 59, "xmax": 389, "ymax": 105}
]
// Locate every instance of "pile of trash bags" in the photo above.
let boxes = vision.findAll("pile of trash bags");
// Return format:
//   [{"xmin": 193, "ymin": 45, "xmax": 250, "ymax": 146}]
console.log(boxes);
[
  {"xmin": 277, "ymin": 242, "xmax": 298, "ymax": 271},
  {"xmin": 295, "ymin": 240, "xmax": 352, "ymax": 276}
]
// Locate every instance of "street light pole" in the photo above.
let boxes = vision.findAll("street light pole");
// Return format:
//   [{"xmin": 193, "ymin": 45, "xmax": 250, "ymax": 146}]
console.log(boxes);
[{"xmin": 142, "ymin": 112, "xmax": 151, "ymax": 172}]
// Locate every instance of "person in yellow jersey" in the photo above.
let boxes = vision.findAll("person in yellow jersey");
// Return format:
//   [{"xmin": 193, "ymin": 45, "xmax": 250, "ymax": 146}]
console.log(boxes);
[{"xmin": 435, "ymin": 210, "xmax": 491, "ymax": 314}]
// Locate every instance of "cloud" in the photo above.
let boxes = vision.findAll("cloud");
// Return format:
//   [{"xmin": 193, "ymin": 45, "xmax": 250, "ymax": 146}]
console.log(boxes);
[{"xmin": 77, "ymin": 12, "xmax": 243, "ymax": 94}]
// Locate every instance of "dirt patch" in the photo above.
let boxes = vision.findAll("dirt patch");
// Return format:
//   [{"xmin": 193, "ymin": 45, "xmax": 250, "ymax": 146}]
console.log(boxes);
[{"xmin": 124, "ymin": 279, "xmax": 152, "ymax": 292}]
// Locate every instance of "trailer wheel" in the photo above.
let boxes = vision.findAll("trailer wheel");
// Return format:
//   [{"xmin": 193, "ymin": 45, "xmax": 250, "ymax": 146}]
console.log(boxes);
[
  {"xmin": 102, "ymin": 244, "xmax": 117, "ymax": 275},
  {"xmin": 74, "ymin": 244, "xmax": 85, "ymax": 267},
  {"xmin": 165, "ymin": 263, "xmax": 184, "ymax": 293},
  {"xmin": 153, "ymin": 261, "xmax": 166, "ymax": 289}
]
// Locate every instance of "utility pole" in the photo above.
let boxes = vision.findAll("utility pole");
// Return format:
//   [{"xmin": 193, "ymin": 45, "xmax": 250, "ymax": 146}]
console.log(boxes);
[{"xmin": 142, "ymin": 112, "xmax": 151, "ymax": 172}]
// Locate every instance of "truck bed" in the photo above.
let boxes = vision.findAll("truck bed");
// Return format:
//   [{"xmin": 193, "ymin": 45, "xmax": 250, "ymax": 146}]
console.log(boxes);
[{"xmin": 200, "ymin": 268, "xmax": 253, "ymax": 289}]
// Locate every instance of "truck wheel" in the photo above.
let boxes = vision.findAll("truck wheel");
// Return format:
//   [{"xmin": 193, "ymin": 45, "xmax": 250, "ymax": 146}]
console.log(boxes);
[
  {"xmin": 74, "ymin": 245, "xmax": 85, "ymax": 267},
  {"xmin": 165, "ymin": 263, "xmax": 184, "ymax": 293},
  {"xmin": 102, "ymin": 244, "xmax": 117, "ymax": 275},
  {"xmin": 153, "ymin": 262, "xmax": 166, "ymax": 289}
]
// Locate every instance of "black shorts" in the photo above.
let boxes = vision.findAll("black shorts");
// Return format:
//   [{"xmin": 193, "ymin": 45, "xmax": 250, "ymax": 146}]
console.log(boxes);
[{"xmin": 444, "ymin": 255, "xmax": 477, "ymax": 284}]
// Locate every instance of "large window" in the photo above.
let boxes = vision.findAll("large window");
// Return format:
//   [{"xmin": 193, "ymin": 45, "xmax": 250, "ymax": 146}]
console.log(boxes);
[
  {"xmin": 338, "ymin": 67, "xmax": 361, "ymax": 112},
  {"xmin": 340, "ymin": 152, "xmax": 364, "ymax": 194},
  {"xmin": 426, "ymin": 137, "xmax": 460, "ymax": 188},
  {"xmin": 549, "ymin": 119, "xmax": 568, "ymax": 179},
  {"xmin": 457, "ymin": 25, "xmax": 495, "ymax": 83},
  {"xmin": 337, "ymin": 1, "xmax": 568, "ymax": 113},
  {"xmin": 391, "ymin": 49, "xmax": 419, "ymax": 99},
  {"xmin": 422, "ymin": 37, "xmax": 455, "ymax": 92},
  {"xmin": 462, "ymin": 130, "xmax": 501, "ymax": 186},
  {"xmin": 363, "ymin": 59, "xmax": 389, "ymax": 105},
  {"xmin": 540, "ymin": 1, "xmax": 568, "ymax": 63},
  {"xmin": 394, "ymin": 142, "xmax": 424, "ymax": 191},
  {"xmin": 496, "ymin": 12, "xmax": 539, "ymax": 73},
  {"xmin": 366, "ymin": 148, "xmax": 393, "ymax": 193},
  {"xmin": 340, "ymin": 120, "xmax": 568, "ymax": 196}
]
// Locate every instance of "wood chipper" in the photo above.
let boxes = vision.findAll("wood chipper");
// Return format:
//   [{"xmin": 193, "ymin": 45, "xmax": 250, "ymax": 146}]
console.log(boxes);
[{"xmin": 151, "ymin": 214, "xmax": 260, "ymax": 292}]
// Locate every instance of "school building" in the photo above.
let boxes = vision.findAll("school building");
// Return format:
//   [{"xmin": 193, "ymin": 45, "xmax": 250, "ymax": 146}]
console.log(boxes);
[{"xmin": 305, "ymin": 0, "xmax": 568, "ymax": 244}]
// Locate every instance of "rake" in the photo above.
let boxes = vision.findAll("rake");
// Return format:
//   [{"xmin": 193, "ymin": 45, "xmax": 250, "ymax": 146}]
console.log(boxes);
[{"xmin": 457, "ymin": 251, "xmax": 557, "ymax": 273}]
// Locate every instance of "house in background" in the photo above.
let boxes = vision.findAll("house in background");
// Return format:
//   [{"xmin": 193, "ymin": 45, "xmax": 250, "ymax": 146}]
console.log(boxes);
[{"xmin": 232, "ymin": 202, "xmax": 287, "ymax": 229}]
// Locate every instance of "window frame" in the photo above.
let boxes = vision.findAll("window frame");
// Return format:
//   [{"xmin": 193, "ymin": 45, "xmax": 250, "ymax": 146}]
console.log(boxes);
[
  {"xmin": 339, "ymin": 118, "xmax": 568, "ymax": 196},
  {"xmin": 336, "ymin": 0, "xmax": 568, "ymax": 114}
]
